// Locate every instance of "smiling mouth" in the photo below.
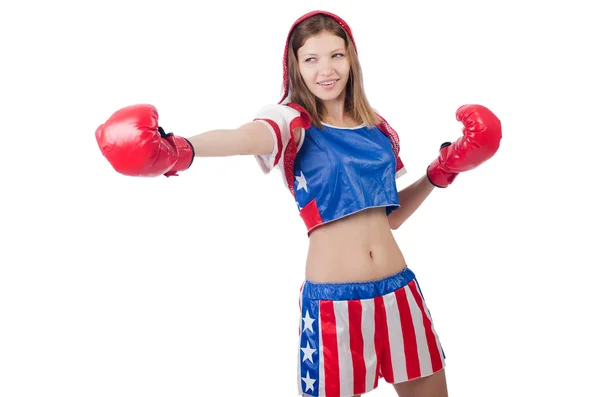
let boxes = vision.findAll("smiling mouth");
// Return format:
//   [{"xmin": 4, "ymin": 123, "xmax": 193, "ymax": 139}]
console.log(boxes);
[{"xmin": 317, "ymin": 79, "xmax": 339, "ymax": 86}]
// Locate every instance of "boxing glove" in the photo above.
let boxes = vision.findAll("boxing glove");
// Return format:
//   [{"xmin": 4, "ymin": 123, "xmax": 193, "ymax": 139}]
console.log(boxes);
[
  {"xmin": 95, "ymin": 104, "xmax": 195, "ymax": 177},
  {"xmin": 427, "ymin": 104, "xmax": 502, "ymax": 188}
]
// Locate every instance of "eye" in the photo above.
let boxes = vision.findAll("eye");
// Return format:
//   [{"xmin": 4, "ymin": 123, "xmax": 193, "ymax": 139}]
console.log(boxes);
[
  {"xmin": 304, "ymin": 57, "xmax": 316, "ymax": 63},
  {"xmin": 333, "ymin": 53, "xmax": 345, "ymax": 58}
]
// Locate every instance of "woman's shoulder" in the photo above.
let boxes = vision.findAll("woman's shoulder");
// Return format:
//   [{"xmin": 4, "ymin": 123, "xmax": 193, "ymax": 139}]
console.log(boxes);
[
  {"xmin": 255, "ymin": 103, "xmax": 312, "ymax": 131},
  {"xmin": 256, "ymin": 102, "xmax": 309, "ymax": 117}
]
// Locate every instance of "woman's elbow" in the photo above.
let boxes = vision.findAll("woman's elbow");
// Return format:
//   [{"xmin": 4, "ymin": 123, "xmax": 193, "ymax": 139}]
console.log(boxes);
[
  {"xmin": 390, "ymin": 221, "xmax": 402, "ymax": 230},
  {"xmin": 388, "ymin": 213, "xmax": 404, "ymax": 230}
]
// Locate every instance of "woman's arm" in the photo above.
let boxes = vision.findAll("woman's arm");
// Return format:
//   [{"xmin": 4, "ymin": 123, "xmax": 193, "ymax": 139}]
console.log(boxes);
[
  {"xmin": 186, "ymin": 121, "xmax": 277, "ymax": 157},
  {"xmin": 388, "ymin": 175, "xmax": 435, "ymax": 230}
]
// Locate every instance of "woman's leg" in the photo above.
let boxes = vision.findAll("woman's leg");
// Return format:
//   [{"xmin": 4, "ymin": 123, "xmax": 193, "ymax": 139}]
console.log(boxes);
[{"xmin": 392, "ymin": 369, "xmax": 448, "ymax": 397}]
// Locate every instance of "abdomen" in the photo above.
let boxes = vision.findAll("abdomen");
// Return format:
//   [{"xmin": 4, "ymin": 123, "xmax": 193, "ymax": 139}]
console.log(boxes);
[{"xmin": 305, "ymin": 207, "xmax": 407, "ymax": 283}]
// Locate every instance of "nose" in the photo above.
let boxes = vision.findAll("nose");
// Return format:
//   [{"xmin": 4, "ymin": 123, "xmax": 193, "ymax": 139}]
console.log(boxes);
[
  {"xmin": 320, "ymin": 68, "xmax": 334, "ymax": 76},
  {"xmin": 319, "ymin": 59, "xmax": 334, "ymax": 76}
]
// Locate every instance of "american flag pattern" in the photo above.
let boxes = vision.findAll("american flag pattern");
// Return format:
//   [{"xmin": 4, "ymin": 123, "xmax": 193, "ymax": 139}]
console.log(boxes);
[{"xmin": 297, "ymin": 267, "xmax": 445, "ymax": 396}]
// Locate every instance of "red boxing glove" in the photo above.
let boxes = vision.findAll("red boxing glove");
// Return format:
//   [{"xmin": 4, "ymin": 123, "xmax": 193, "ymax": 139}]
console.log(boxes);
[
  {"xmin": 427, "ymin": 104, "xmax": 502, "ymax": 188},
  {"xmin": 95, "ymin": 104, "xmax": 194, "ymax": 177}
]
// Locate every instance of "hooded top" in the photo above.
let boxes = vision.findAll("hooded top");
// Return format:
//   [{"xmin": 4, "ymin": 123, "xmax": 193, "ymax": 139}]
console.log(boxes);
[
  {"xmin": 278, "ymin": 10, "xmax": 357, "ymax": 105},
  {"xmin": 253, "ymin": 10, "xmax": 406, "ymax": 236}
]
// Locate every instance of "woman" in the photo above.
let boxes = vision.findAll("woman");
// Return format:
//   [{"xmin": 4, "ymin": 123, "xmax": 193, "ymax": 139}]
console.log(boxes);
[{"xmin": 95, "ymin": 10, "xmax": 502, "ymax": 397}]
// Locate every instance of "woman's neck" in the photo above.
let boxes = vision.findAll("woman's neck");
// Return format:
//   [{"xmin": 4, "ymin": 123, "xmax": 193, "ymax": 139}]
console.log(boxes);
[{"xmin": 322, "ymin": 99, "xmax": 353, "ymax": 126}]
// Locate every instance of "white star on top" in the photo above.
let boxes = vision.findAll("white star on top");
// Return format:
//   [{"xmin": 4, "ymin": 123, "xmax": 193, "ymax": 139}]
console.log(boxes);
[
  {"xmin": 302, "ymin": 310, "xmax": 315, "ymax": 333},
  {"xmin": 295, "ymin": 171, "xmax": 308, "ymax": 193},
  {"xmin": 300, "ymin": 341, "xmax": 317, "ymax": 363},
  {"xmin": 302, "ymin": 370, "xmax": 316, "ymax": 392}
]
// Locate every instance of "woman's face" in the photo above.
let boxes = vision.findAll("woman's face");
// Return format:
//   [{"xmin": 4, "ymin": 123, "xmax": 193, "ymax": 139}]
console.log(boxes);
[{"xmin": 297, "ymin": 32, "xmax": 350, "ymax": 103}]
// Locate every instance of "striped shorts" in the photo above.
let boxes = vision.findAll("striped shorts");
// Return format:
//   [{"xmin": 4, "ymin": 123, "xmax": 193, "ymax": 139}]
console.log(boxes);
[{"xmin": 297, "ymin": 267, "xmax": 445, "ymax": 397}]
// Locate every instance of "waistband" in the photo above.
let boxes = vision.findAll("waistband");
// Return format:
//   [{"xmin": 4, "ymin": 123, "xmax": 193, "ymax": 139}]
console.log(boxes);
[{"xmin": 301, "ymin": 267, "xmax": 416, "ymax": 301}]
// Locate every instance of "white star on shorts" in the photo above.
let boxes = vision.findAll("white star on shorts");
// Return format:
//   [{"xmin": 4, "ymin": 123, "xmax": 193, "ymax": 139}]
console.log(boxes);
[
  {"xmin": 300, "ymin": 340, "xmax": 317, "ymax": 363},
  {"xmin": 302, "ymin": 310, "xmax": 315, "ymax": 333},
  {"xmin": 302, "ymin": 370, "xmax": 316, "ymax": 392}
]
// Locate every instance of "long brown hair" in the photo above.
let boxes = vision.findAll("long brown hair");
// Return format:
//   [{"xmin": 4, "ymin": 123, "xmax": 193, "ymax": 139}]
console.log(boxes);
[{"xmin": 286, "ymin": 14, "xmax": 380, "ymax": 129}]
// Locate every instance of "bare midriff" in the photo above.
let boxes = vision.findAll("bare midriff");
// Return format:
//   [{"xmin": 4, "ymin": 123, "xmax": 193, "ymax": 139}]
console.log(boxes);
[{"xmin": 305, "ymin": 207, "xmax": 407, "ymax": 283}]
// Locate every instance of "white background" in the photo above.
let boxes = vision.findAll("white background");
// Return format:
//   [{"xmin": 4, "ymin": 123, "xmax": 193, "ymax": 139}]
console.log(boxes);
[{"xmin": 1, "ymin": 0, "xmax": 599, "ymax": 396}]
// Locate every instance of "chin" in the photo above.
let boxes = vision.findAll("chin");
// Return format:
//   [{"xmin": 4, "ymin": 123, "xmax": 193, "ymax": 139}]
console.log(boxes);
[{"xmin": 314, "ymin": 89, "xmax": 346, "ymax": 103}]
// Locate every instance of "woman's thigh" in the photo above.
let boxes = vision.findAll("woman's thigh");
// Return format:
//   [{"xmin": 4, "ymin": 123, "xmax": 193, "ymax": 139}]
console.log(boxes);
[{"xmin": 393, "ymin": 368, "xmax": 448, "ymax": 397}]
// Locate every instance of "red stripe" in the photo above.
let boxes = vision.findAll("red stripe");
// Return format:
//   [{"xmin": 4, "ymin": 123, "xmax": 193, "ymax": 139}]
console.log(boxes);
[
  {"xmin": 348, "ymin": 300, "xmax": 366, "ymax": 395},
  {"xmin": 253, "ymin": 118, "xmax": 283, "ymax": 167},
  {"xmin": 395, "ymin": 287, "xmax": 421, "ymax": 380},
  {"xmin": 320, "ymin": 300, "xmax": 340, "ymax": 396},
  {"xmin": 395, "ymin": 156, "xmax": 405, "ymax": 173},
  {"xmin": 375, "ymin": 115, "xmax": 400, "ymax": 157},
  {"xmin": 299, "ymin": 198, "xmax": 323, "ymax": 231},
  {"xmin": 282, "ymin": 137, "xmax": 298, "ymax": 196},
  {"xmin": 283, "ymin": 104, "xmax": 310, "ymax": 196},
  {"xmin": 285, "ymin": 103, "xmax": 312, "ymax": 132},
  {"xmin": 408, "ymin": 281, "xmax": 443, "ymax": 372},
  {"xmin": 373, "ymin": 296, "xmax": 389, "ymax": 384}
]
